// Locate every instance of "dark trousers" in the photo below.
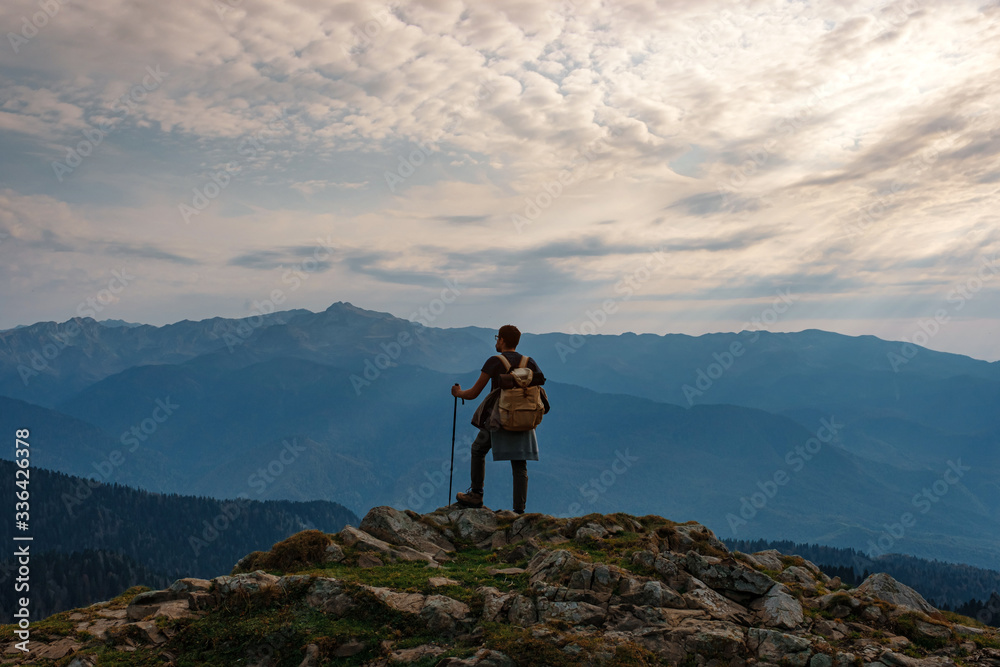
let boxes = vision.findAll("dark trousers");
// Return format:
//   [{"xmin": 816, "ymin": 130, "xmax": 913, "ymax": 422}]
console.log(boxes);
[{"xmin": 470, "ymin": 428, "xmax": 527, "ymax": 512}]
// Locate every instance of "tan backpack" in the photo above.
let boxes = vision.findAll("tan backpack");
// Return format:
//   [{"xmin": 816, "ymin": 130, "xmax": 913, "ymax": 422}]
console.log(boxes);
[{"xmin": 494, "ymin": 354, "xmax": 545, "ymax": 431}]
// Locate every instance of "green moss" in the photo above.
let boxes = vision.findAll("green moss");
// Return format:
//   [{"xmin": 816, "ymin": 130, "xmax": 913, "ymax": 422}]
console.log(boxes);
[{"xmin": 109, "ymin": 585, "xmax": 153, "ymax": 608}]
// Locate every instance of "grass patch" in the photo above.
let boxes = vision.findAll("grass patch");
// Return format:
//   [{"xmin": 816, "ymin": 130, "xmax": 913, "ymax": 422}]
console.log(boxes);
[
  {"xmin": 892, "ymin": 612, "xmax": 950, "ymax": 651},
  {"xmin": 234, "ymin": 529, "xmax": 336, "ymax": 574}
]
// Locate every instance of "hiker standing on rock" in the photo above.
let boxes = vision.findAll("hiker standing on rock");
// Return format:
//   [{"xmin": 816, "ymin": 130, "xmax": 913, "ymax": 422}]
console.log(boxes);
[{"xmin": 451, "ymin": 324, "xmax": 549, "ymax": 514}]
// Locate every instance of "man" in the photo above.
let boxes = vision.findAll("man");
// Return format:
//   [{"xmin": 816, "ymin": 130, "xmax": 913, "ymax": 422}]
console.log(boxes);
[{"xmin": 451, "ymin": 324, "xmax": 544, "ymax": 514}]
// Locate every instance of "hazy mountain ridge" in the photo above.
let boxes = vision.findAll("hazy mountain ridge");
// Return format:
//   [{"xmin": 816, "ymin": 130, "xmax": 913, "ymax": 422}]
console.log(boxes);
[{"xmin": 0, "ymin": 302, "xmax": 997, "ymax": 570}]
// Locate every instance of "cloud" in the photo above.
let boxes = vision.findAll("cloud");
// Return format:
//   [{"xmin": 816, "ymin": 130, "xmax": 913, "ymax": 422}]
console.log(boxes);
[
  {"xmin": 104, "ymin": 242, "xmax": 200, "ymax": 266},
  {"xmin": 2, "ymin": 0, "xmax": 1000, "ymax": 360}
]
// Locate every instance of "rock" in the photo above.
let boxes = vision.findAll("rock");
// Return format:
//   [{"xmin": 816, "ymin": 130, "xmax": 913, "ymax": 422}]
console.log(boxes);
[
  {"xmin": 438, "ymin": 648, "xmax": 516, "ymax": 666},
  {"xmin": 323, "ymin": 543, "xmax": 345, "ymax": 563},
  {"xmin": 338, "ymin": 525, "xmax": 438, "ymax": 564},
  {"xmin": 333, "ymin": 640, "xmax": 366, "ymax": 657},
  {"xmin": 390, "ymin": 644, "xmax": 447, "ymax": 662},
  {"xmin": 747, "ymin": 550, "xmax": 785, "ymax": 571},
  {"xmin": 298, "ymin": 643, "xmax": 319, "ymax": 667},
  {"xmin": 779, "ymin": 565, "xmax": 818, "ymax": 591},
  {"xmin": 575, "ymin": 522, "xmax": 608, "ymax": 540},
  {"xmin": 449, "ymin": 507, "xmax": 499, "ymax": 543},
  {"xmin": 911, "ymin": 617, "xmax": 952, "ymax": 642},
  {"xmin": 671, "ymin": 523, "xmax": 729, "ymax": 553},
  {"xmin": 670, "ymin": 619, "xmax": 746, "ymax": 660},
  {"xmin": 134, "ymin": 620, "xmax": 167, "ymax": 644},
  {"xmin": 32, "ymin": 637, "xmax": 83, "ymax": 659},
  {"xmin": 360, "ymin": 506, "xmax": 455, "ymax": 558},
  {"xmin": 367, "ymin": 586, "xmax": 427, "ymax": 614},
  {"xmin": 879, "ymin": 651, "xmax": 956, "ymax": 667},
  {"xmin": 488, "ymin": 567, "xmax": 525, "ymax": 576},
  {"xmin": 810, "ymin": 654, "xmax": 834, "ymax": 667},
  {"xmin": 685, "ymin": 552, "xmax": 776, "ymax": 600},
  {"xmin": 855, "ymin": 573, "xmax": 937, "ymax": 615},
  {"xmin": 358, "ymin": 552, "xmax": 384, "ymax": 568},
  {"xmin": 683, "ymin": 586, "xmax": 750, "ymax": 623},
  {"xmin": 479, "ymin": 586, "xmax": 514, "ymax": 622},
  {"xmin": 748, "ymin": 627, "xmax": 812, "ymax": 666},
  {"xmin": 429, "ymin": 576, "xmax": 459, "ymax": 587},
  {"xmin": 618, "ymin": 578, "xmax": 686, "ymax": 609},
  {"xmin": 167, "ymin": 577, "xmax": 212, "ymax": 596},
  {"xmin": 811, "ymin": 618, "xmax": 848, "ymax": 640},
  {"xmin": 212, "ymin": 570, "xmax": 281, "ymax": 596},
  {"xmin": 536, "ymin": 598, "xmax": 607, "ymax": 626},
  {"xmin": 420, "ymin": 594, "xmax": 472, "ymax": 632},
  {"xmin": 750, "ymin": 583, "xmax": 804, "ymax": 629},
  {"xmin": 508, "ymin": 594, "xmax": 537, "ymax": 626},
  {"xmin": 305, "ymin": 577, "xmax": 354, "ymax": 616},
  {"xmin": 151, "ymin": 599, "xmax": 200, "ymax": 621},
  {"xmin": 525, "ymin": 549, "xmax": 584, "ymax": 585}
]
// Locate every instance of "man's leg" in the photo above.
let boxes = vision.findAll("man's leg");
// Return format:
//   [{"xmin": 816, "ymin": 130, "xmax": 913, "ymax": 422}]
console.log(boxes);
[
  {"xmin": 511, "ymin": 460, "xmax": 528, "ymax": 513},
  {"xmin": 470, "ymin": 428, "xmax": 491, "ymax": 491},
  {"xmin": 457, "ymin": 428, "xmax": 491, "ymax": 506}
]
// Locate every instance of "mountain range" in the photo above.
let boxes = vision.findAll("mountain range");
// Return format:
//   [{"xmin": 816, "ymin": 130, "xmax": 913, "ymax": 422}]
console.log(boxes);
[{"xmin": 0, "ymin": 302, "xmax": 997, "ymax": 570}]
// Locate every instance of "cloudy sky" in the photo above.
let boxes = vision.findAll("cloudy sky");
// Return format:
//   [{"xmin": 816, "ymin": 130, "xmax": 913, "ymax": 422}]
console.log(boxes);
[{"xmin": 1, "ymin": 0, "xmax": 999, "ymax": 360}]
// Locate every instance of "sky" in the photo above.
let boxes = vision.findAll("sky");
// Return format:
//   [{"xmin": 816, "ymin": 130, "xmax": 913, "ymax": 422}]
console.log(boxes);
[{"xmin": 1, "ymin": 0, "xmax": 999, "ymax": 360}]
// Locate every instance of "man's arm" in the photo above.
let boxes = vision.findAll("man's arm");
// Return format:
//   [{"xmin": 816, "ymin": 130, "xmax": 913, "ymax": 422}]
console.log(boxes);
[{"xmin": 452, "ymin": 371, "xmax": 490, "ymax": 400}]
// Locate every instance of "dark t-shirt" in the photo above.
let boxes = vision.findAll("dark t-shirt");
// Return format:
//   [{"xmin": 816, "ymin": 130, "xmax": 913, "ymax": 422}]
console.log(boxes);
[{"xmin": 482, "ymin": 351, "xmax": 542, "ymax": 393}]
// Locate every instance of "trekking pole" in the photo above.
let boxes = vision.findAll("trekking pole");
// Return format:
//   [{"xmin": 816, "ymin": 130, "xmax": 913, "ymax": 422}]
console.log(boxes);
[{"xmin": 449, "ymin": 387, "xmax": 463, "ymax": 506}]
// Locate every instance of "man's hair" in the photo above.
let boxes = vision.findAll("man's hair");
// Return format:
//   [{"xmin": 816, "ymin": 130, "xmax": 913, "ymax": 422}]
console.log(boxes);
[{"xmin": 498, "ymin": 324, "xmax": 521, "ymax": 348}]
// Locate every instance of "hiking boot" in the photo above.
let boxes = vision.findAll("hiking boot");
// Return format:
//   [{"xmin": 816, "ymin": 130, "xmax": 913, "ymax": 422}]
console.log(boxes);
[{"xmin": 455, "ymin": 487, "xmax": 483, "ymax": 507}]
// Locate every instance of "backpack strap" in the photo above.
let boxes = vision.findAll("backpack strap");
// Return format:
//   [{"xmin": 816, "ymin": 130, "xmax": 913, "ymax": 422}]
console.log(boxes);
[
  {"xmin": 517, "ymin": 355, "xmax": 529, "ymax": 369},
  {"xmin": 495, "ymin": 354, "xmax": 512, "ymax": 371}
]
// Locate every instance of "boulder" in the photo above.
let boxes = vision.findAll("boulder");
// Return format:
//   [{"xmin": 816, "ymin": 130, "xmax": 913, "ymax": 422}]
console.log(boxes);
[
  {"xmin": 305, "ymin": 577, "xmax": 354, "ymax": 616},
  {"xmin": 508, "ymin": 594, "xmax": 537, "ymax": 627},
  {"xmin": 525, "ymin": 549, "xmax": 584, "ymax": 585},
  {"xmin": 338, "ymin": 525, "xmax": 438, "ymax": 564},
  {"xmin": 670, "ymin": 619, "xmax": 746, "ymax": 660},
  {"xmin": 879, "ymin": 651, "xmax": 956, "ymax": 667},
  {"xmin": 448, "ymin": 507, "xmax": 499, "ymax": 543},
  {"xmin": 211, "ymin": 570, "xmax": 280, "ymax": 596},
  {"xmin": 683, "ymin": 586, "xmax": 750, "ymax": 623},
  {"xmin": 390, "ymin": 644, "xmax": 448, "ymax": 663},
  {"xmin": 617, "ymin": 577, "xmax": 686, "ymax": 609},
  {"xmin": 536, "ymin": 598, "xmax": 607, "ymax": 626},
  {"xmin": 671, "ymin": 523, "xmax": 729, "ymax": 553},
  {"xmin": 855, "ymin": 573, "xmax": 937, "ymax": 615},
  {"xmin": 420, "ymin": 594, "xmax": 473, "ymax": 633},
  {"xmin": 360, "ymin": 506, "xmax": 455, "ymax": 558},
  {"xmin": 478, "ymin": 586, "xmax": 514, "ymax": 622},
  {"xmin": 750, "ymin": 583, "xmax": 804, "ymax": 629},
  {"xmin": 298, "ymin": 643, "xmax": 320, "ymax": 667},
  {"xmin": 748, "ymin": 627, "xmax": 812, "ymax": 666},
  {"xmin": 779, "ymin": 565, "xmax": 818, "ymax": 591},
  {"xmin": 685, "ymin": 552, "xmax": 776, "ymax": 600},
  {"xmin": 747, "ymin": 549, "xmax": 785, "ymax": 571},
  {"xmin": 366, "ymin": 586, "xmax": 426, "ymax": 614},
  {"xmin": 323, "ymin": 542, "xmax": 345, "ymax": 563},
  {"xmin": 438, "ymin": 648, "xmax": 517, "ymax": 667},
  {"xmin": 575, "ymin": 522, "xmax": 608, "ymax": 540}
]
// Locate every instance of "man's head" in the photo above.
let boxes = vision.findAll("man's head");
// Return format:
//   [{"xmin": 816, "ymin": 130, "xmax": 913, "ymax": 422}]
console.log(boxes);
[{"xmin": 495, "ymin": 324, "xmax": 521, "ymax": 351}]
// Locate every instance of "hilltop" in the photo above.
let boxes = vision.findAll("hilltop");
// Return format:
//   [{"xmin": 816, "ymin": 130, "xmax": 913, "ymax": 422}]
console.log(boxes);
[{"xmin": 3, "ymin": 506, "xmax": 999, "ymax": 666}]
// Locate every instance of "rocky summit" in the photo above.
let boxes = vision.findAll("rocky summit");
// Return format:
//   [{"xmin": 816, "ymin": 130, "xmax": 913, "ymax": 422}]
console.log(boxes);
[{"xmin": 3, "ymin": 506, "xmax": 999, "ymax": 666}]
